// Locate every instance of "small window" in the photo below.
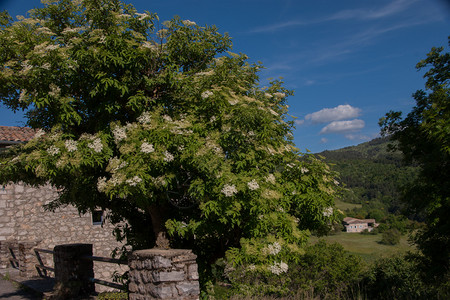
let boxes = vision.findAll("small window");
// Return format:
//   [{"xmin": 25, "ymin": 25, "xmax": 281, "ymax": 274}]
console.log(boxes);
[{"xmin": 92, "ymin": 210, "xmax": 104, "ymax": 225}]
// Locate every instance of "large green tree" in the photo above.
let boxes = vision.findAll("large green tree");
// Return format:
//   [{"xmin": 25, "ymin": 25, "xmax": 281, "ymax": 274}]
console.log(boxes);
[
  {"xmin": 0, "ymin": 0, "xmax": 338, "ymax": 277},
  {"xmin": 380, "ymin": 38, "xmax": 450, "ymax": 287}
]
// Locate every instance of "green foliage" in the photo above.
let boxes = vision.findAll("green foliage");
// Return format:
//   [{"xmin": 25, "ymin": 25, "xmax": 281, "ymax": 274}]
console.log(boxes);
[
  {"xmin": 321, "ymin": 137, "xmax": 420, "ymax": 216},
  {"xmin": 363, "ymin": 255, "xmax": 426, "ymax": 299},
  {"xmin": 380, "ymin": 229, "xmax": 401, "ymax": 245},
  {"xmin": 379, "ymin": 38, "xmax": 450, "ymax": 284},
  {"xmin": 219, "ymin": 239, "xmax": 363, "ymax": 299},
  {"xmin": 0, "ymin": 0, "xmax": 340, "ymax": 288}
]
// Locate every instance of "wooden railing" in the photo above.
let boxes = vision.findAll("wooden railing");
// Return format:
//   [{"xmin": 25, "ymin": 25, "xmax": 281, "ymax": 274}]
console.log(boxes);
[
  {"xmin": 34, "ymin": 248, "xmax": 54, "ymax": 277},
  {"xmin": 33, "ymin": 248, "xmax": 127, "ymax": 291},
  {"xmin": 82, "ymin": 255, "xmax": 127, "ymax": 290},
  {"xmin": 8, "ymin": 246, "xmax": 19, "ymax": 269}
]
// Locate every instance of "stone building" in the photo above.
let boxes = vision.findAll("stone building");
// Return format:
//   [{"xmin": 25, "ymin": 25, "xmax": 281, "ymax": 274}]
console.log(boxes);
[
  {"xmin": 0, "ymin": 126, "xmax": 127, "ymax": 291},
  {"xmin": 343, "ymin": 217, "xmax": 378, "ymax": 233}
]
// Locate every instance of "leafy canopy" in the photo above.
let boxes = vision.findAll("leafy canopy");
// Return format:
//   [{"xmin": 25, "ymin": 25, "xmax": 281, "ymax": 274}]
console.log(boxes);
[
  {"xmin": 0, "ymin": 0, "xmax": 339, "ymax": 271},
  {"xmin": 379, "ymin": 38, "xmax": 450, "ymax": 284}
]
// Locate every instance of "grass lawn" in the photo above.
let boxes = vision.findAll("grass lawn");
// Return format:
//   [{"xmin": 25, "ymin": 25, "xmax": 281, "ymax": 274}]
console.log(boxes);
[
  {"xmin": 334, "ymin": 199, "xmax": 362, "ymax": 211},
  {"xmin": 310, "ymin": 232, "xmax": 415, "ymax": 263}
]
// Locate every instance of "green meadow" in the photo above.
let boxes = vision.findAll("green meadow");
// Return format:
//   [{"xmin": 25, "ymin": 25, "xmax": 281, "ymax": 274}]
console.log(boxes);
[{"xmin": 310, "ymin": 232, "xmax": 415, "ymax": 263}]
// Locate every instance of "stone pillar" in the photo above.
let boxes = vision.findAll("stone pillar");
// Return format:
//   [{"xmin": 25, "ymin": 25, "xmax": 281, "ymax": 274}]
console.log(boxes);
[
  {"xmin": 128, "ymin": 249, "xmax": 200, "ymax": 300},
  {"xmin": 18, "ymin": 241, "xmax": 40, "ymax": 278},
  {"xmin": 52, "ymin": 243, "xmax": 95, "ymax": 298}
]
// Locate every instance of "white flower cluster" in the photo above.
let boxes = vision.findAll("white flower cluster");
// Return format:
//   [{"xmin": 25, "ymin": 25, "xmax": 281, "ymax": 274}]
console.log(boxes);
[
  {"xmin": 113, "ymin": 126, "xmax": 127, "ymax": 143},
  {"xmin": 64, "ymin": 139, "xmax": 78, "ymax": 152},
  {"xmin": 41, "ymin": 63, "xmax": 51, "ymax": 70},
  {"xmin": 267, "ymin": 242, "xmax": 282, "ymax": 255},
  {"xmin": 88, "ymin": 138, "xmax": 103, "ymax": 153},
  {"xmin": 126, "ymin": 176, "xmax": 142, "ymax": 187},
  {"xmin": 228, "ymin": 99, "xmax": 238, "ymax": 105},
  {"xmin": 266, "ymin": 174, "xmax": 276, "ymax": 185},
  {"xmin": 268, "ymin": 261, "xmax": 288, "ymax": 275},
  {"xmin": 34, "ymin": 129, "xmax": 46, "ymax": 139},
  {"xmin": 264, "ymin": 93, "xmax": 273, "ymax": 98},
  {"xmin": 153, "ymin": 176, "xmax": 166, "ymax": 187},
  {"xmin": 196, "ymin": 70, "xmax": 214, "ymax": 76},
  {"xmin": 19, "ymin": 89, "xmax": 27, "ymax": 102},
  {"xmin": 163, "ymin": 151, "xmax": 174, "ymax": 162},
  {"xmin": 97, "ymin": 177, "xmax": 107, "ymax": 192},
  {"xmin": 323, "ymin": 207, "xmax": 333, "ymax": 217},
  {"xmin": 20, "ymin": 61, "xmax": 32, "ymax": 74},
  {"xmin": 141, "ymin": 41, "xmax": 156, "ymax": 50},
  {"xmin": 273, "ymin": 92, "xmax": 286, "ymax": 99},
  {"xmin": 109, "ymin": 157, "xmax": 128, "ymax": 172},
  {"xmin": 247, "ymin": 179, "xmax": 259, "ymax": 191},
  {"xmin": 300, "ymin": 167, "xmax": 309, "ymax": 174},
  {"xmin": 182, "ymin": 20, "xmax": 196, "ymax": 26},
  {"xmin": 268, "ymin": 108, "xmax": 279, "ymax": 116},
  {"xmin": 201, "ymin": 90, "xmax": 213, "ymax": 99},
  {"xmin": 135, "ymin": 12, "xmax": 148, "ymax": 20},
  {"xmin": 248, "ymin": 264, "xmax": 256, "ymax": 271},
  {"xmin": 137, "ymin": 111, "xmax": 151, "ymax": 124},
  {"xmin": 163, "ymin": 115, "xmax": 173, "ymax": 122},
  {"xmin": 48, "ymin": 84, "xmax": 61, "ymax": 97},
  {"xmin": 221, "ymin": 184, "xmax": 237, "ymax": 197},
  {"xmin": 46, "ymin": 145, "xmax": 60, "ymax": 156},
  {"xmin": 141, "ymin": 142, "xmax": 154, "ymax": 153},
  {"xmin": 109, "ymin": 174, "xmax": 124, "ymax": 186}
]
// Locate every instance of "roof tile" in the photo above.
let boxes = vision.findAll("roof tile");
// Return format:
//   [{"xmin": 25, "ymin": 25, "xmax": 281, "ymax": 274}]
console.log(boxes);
[{"xmin": 0, "ymin": 126, "xmax": 36, "ymax": 142}]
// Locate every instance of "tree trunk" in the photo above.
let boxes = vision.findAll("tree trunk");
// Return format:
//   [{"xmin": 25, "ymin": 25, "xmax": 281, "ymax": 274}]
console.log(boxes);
[{"xmin": 148, "ymin": 204, "xmax": 170, "ymax": 249}]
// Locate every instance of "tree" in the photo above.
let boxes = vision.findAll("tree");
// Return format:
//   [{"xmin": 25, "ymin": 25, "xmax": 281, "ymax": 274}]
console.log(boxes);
[
  {"xmin": 379, "ymin": 38, "xmax": 450, "ymax": 287},
  {"xmin": 0, "ymin": 0, "xmax": 338, "ymax": 278}
]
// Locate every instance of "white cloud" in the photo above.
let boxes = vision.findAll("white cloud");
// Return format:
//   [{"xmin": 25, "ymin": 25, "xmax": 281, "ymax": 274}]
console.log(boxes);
[
  {"xmin": 248, "ymin": 0, "xmax": 419, "ymax": 34},
  {"xmin": 305, "ymin": 105, "xmax": 361, "ymax": 124},
  {"xmin": 345, "ymin": 134, "xmax": 371, "ymax": 140},
  {"xmin": 295, "ymin": 119, "xmax": 305, "ymax": 126},
  {"xmin": 320, "ymin": 138, "xmax": 328, "ymax": 143},
  {"xmin": 320, "ymin": 119, "xmax": 365, "ymax": 134}
]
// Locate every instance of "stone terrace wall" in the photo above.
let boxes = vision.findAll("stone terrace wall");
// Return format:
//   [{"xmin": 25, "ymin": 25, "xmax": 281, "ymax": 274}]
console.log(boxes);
[{"xmin": 0, "ymin": 182, "xmax": 128, "ymax": 291}]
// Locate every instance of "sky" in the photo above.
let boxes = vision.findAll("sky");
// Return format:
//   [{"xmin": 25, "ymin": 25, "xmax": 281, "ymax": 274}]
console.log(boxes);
[{"xmin": 0, "ymin": 0, "xmax": 449, "ymax": 153}]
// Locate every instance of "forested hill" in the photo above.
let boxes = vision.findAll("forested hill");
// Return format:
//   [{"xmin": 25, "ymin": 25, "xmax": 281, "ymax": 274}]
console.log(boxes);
[{"xmin": 319, "ymin": 137, "xmax": 419, "ymax": 217}]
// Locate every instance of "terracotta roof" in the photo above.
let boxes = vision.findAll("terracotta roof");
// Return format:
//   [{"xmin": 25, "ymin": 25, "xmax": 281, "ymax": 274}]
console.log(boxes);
[
  {"xmin": 0, "ymin": 126, "xmax": 36, "ymax": 143},
  {"xmin": 343, "ymin": 217, "xmax": 376, "ymax": 224}
]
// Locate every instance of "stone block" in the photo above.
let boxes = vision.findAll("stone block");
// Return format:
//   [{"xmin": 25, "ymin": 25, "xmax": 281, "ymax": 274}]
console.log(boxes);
[
  {"xmin": 153, "ymin": 270, "xmax": 185, "ymax": 283},
  {"xmin": 188, "ymin": 264, "xmax": 199, "ymax": 280},
  {"xmin": 153, "ymin": 255, "xmax": 173, "ymax": 269},
  {"xmin": 176, "ymin": 282, "xmax": 200, "ymax": 296},
  {"xmin": 150, "ymin": 284, "xmax": 176, "ymax": 298}
]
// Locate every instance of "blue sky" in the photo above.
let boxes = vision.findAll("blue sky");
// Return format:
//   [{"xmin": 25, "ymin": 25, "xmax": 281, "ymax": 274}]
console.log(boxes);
[{"xmin": 0, "ymin": 0, "xmax": 449, "ymax": 153}]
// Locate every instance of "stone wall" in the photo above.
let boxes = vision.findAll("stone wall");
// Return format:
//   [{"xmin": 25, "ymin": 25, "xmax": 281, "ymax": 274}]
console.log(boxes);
[
  {"xmin": 128, "ymin": 249, "xmax": 200, "ymax": 300},
  {"xmin": 0, "ymin": 182, "xmax": 128, "ymax": 291}
]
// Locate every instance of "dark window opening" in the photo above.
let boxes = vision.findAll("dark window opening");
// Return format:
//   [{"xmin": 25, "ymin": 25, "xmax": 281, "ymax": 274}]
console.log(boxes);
[{"xmin": 92, "ymin": 210, "xmax": 104, "ymax": 225}]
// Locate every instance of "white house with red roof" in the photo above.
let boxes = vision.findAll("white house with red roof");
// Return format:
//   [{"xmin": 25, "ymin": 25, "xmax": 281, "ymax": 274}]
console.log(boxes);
[{"xmin": 343, "ymin": 217, "xmax": 378, "ymax": 233}]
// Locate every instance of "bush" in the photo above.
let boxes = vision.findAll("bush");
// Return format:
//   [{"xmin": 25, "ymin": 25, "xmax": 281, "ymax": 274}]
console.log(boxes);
[
  {"xmin": 363, "ymin": 255, "xmax": 426, "ymax": 299},
  {"xmin": 380, "ymin": 228, "xmax": 401, "ymax": 245},
  {"xmin": 221, "ymin": 239, "xmax": 364, "ymax": 299}
]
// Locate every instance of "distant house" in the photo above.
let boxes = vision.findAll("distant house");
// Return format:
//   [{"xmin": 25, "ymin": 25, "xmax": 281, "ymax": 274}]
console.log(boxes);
[{"xmin": 343, "ymin": 217, "xmax": 378, "ymax": 233}]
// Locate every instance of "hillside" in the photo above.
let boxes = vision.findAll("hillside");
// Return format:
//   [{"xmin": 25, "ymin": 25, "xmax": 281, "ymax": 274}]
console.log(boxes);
[{"xmin": 320, "ymin": 137, "xmax": 419, "ymax": 219}]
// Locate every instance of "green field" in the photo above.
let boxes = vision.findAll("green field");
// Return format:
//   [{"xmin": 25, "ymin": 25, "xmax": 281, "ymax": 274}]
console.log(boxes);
[
  {"xmin": 310, "ymin": 232, "xmax": 415, "ymax": 263},
  {"xmin": 334, "ymin": 199, "xmax": 362, "ymax": 211}
]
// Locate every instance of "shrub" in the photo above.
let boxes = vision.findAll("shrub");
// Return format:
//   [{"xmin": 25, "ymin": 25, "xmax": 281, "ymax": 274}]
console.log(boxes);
[
  {"xmin": 363, "ymin": 255, "xmax": 426, "ymax": 299},
  {"xmin": 380, "ymin": 228, "xmax": 401, "ymax": 245},
  {"xmin": 221, "ymin": 239, "xmax": 364, "ymax": 299}
]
